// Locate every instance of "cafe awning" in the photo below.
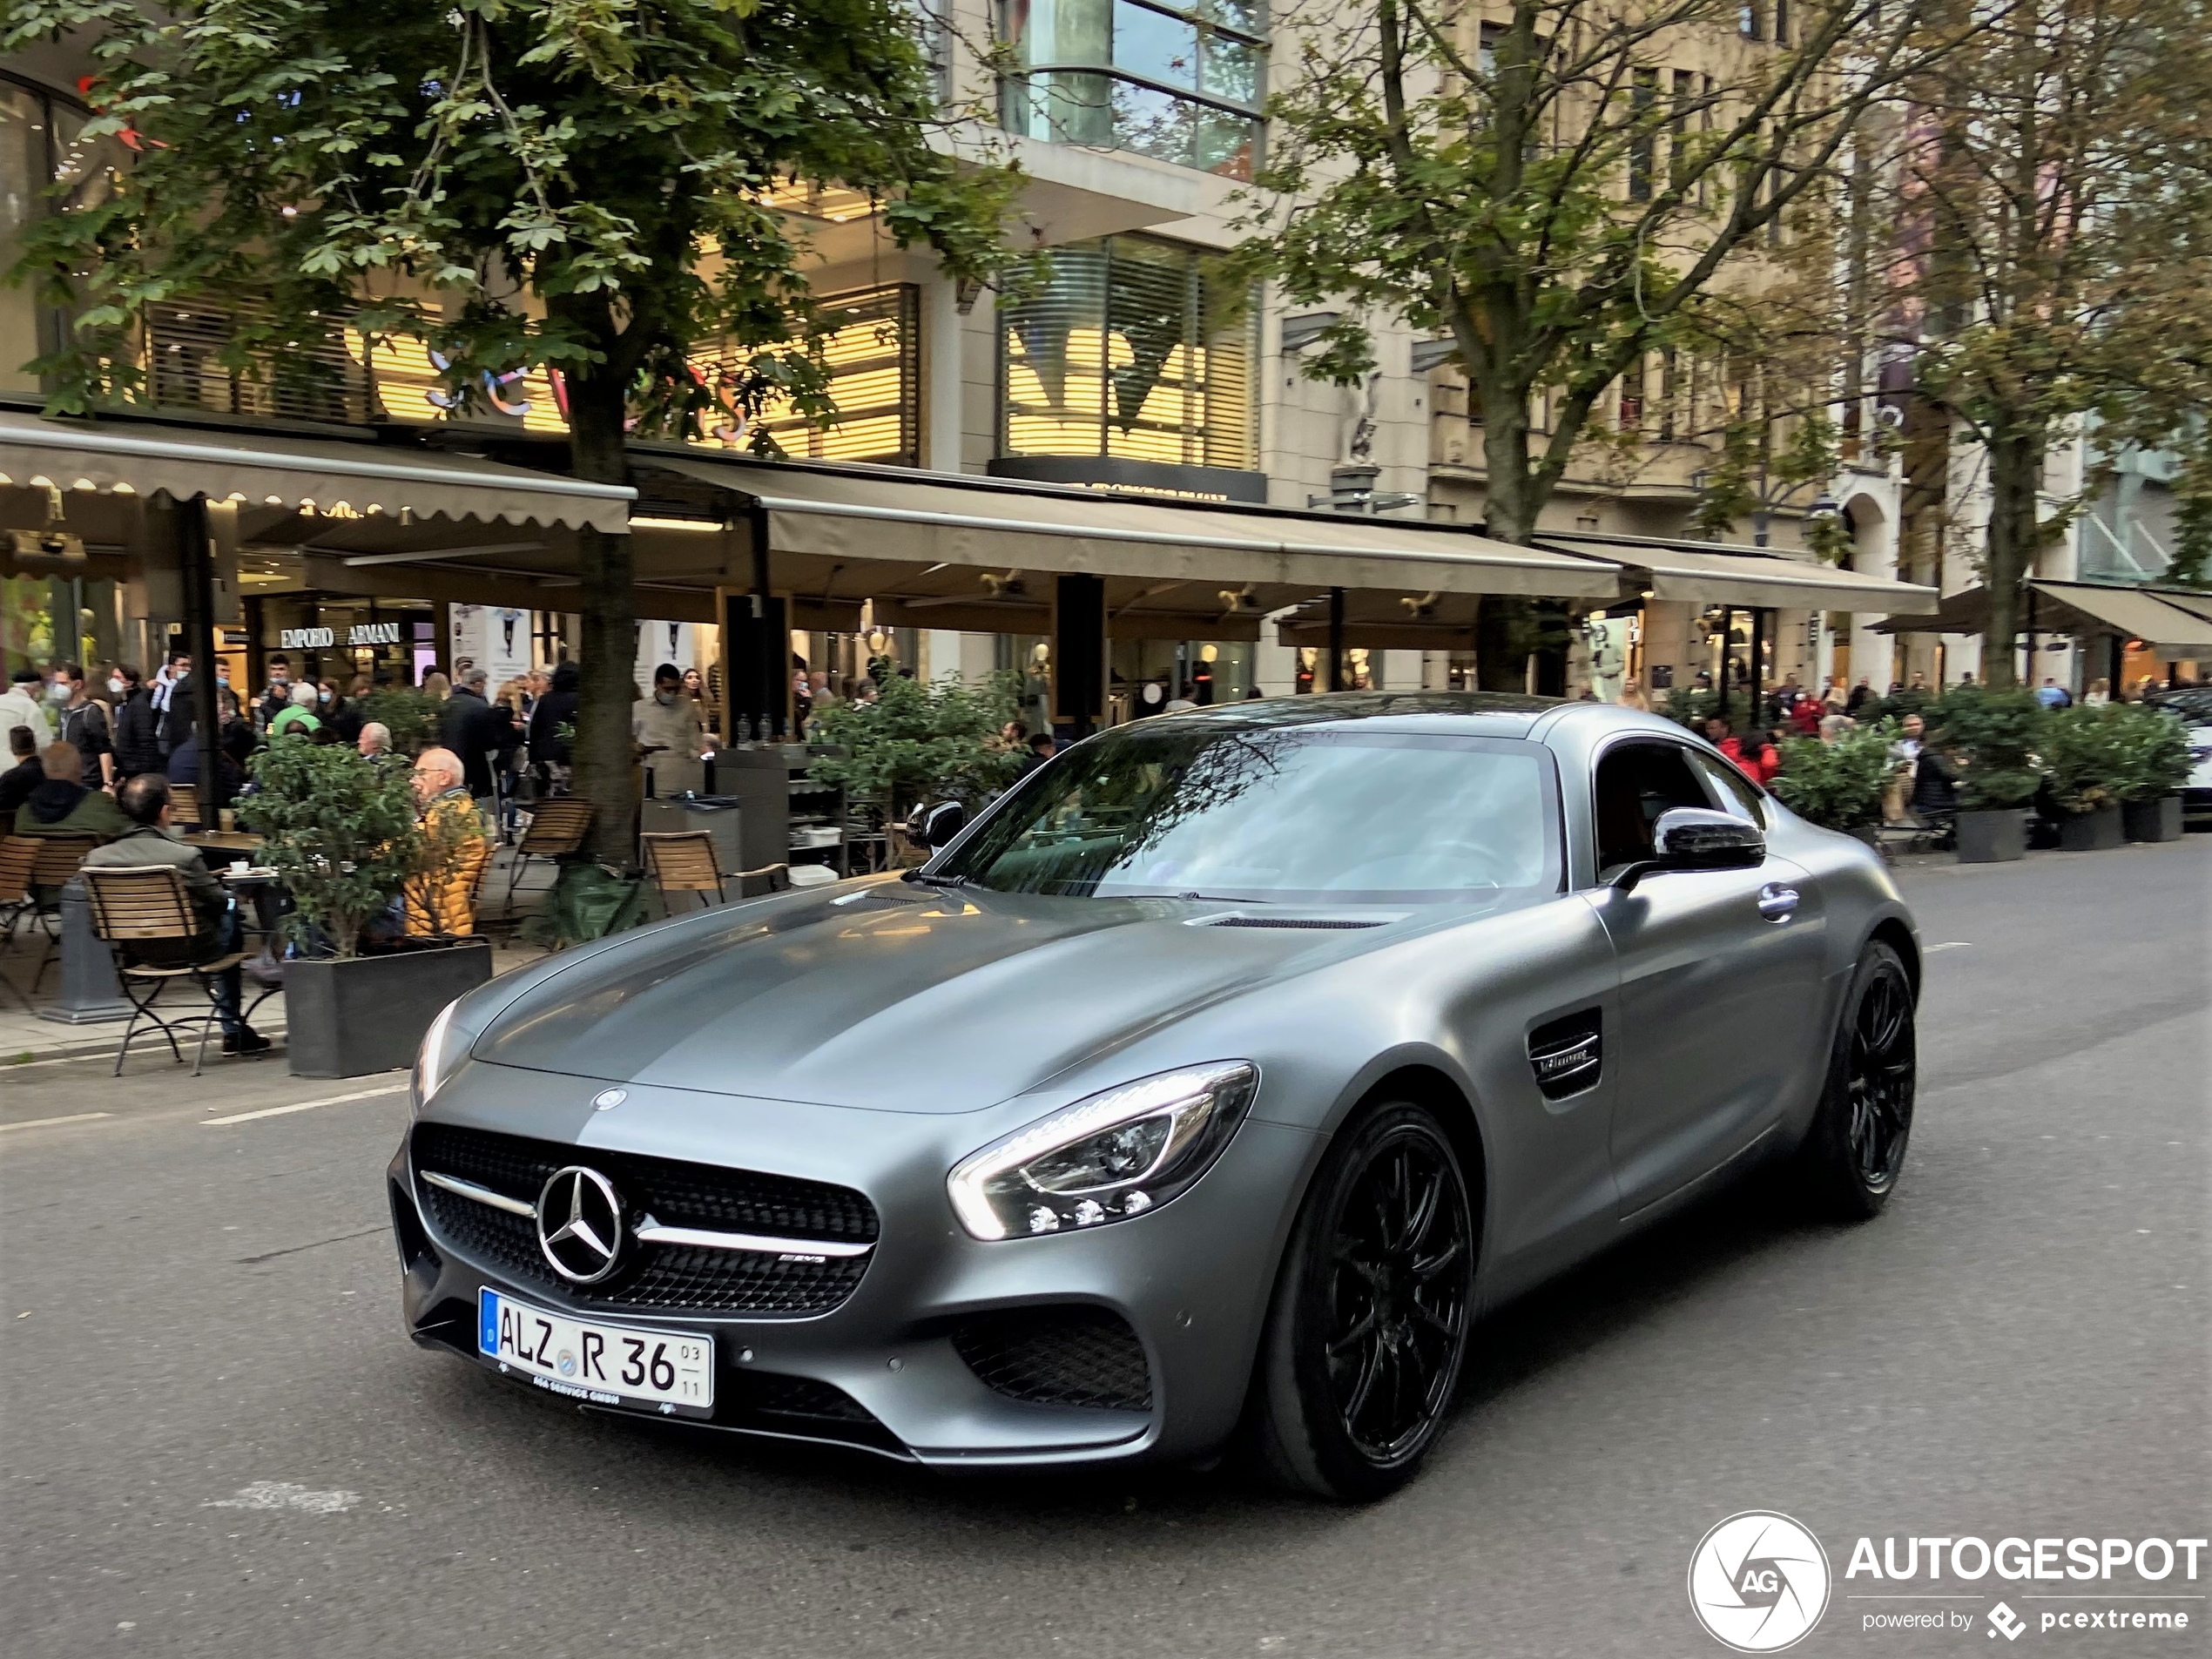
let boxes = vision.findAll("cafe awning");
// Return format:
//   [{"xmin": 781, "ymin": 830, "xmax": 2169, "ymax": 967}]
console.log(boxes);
[
  {"xmin": 1534, "ymin": 531, "xmax": 1941, "ymax": 614},
  {"xmin": 2033, "ymin": 581, "xmax": 2212, "ymax": 655},
  {"xmin": 641, "ymin": 453, "xmax": 1622, "ymax": 600},
  {"xmin": 0, "ymin": 408, "xmax": 634, "ymax": 533},
  {"xmin": 1874, "ymin": 580, "xmax": 2212, "ymax": 657}
]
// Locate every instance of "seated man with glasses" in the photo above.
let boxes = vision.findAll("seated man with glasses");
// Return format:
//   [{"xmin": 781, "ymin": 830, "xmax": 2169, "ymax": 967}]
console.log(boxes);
[{"xmin": 84, "ymin": 773, "xmax": 272, "ymax": 1055}]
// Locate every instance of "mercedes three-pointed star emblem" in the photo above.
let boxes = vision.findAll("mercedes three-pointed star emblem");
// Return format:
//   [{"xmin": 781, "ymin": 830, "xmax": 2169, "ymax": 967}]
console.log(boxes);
[{"xmin": 536, "ymin": 1165, "xmax": 625, "ymax": 1285}]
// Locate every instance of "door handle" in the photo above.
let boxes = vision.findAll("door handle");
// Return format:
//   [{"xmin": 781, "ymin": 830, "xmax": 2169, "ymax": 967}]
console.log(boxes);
[{"xmin": 1757, "ymin": 882, "xmax": 1799, "ymax": 922}]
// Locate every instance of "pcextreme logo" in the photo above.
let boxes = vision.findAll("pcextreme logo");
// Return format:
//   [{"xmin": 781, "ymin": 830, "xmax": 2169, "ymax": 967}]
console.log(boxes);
[{"xmin": 1689, "ymin": 1511, "xmax": 1834, "ymax": 1653}]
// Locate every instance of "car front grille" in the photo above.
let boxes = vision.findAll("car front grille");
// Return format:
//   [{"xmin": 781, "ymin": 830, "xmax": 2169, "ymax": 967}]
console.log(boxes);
[
  {"xmin": 409, "ymin": 1122, "xmax": 877, "ymax": 1318},
  {"xmin": 951, "ymin": 1306, "xmax": 1152, "ymax": 1413}
]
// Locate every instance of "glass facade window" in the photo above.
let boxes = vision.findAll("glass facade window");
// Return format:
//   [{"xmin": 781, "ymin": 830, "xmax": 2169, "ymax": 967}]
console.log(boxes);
[
  {"xmin": 361, "ymin": 285, "xmax": 921, "ymax": 467},
  {"xmin": 1004, "ymin": 0, "xmax": 1265, "ymax": 179},
  {"xmin": 1000, "ymin": 234, "xmax": 1256, "ymax": 470},
  {"xmin": 2, "ymin": 75, "xmax": 127, "ymax": 395}
]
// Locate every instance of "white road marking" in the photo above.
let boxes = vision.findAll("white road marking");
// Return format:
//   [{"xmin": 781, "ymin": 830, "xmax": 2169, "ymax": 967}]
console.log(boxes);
[
  {"xmin": 0, "ymin": 1111, "xmax": 113, "ymax": 1133},
  {"xmin": 203, "ymin": 1480, "xmax": 360, "ymax": 1514},
  {"xmin": 200, "ymin": 1084, "xmax": 404, "ymax": 1126},
  {"xmin": 1924, "ymin": 941, "xmax": 1973, "ymax": 952}
]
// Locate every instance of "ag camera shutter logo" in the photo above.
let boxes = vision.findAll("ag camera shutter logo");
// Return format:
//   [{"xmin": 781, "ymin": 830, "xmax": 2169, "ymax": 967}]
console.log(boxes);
[{"xmin": 1689, "ymin": 1511, "xmax": 1832, "ymax": 1652}]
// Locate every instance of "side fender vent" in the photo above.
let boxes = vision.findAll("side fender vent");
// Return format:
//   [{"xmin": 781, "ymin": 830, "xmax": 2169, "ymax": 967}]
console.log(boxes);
[{"xmin": 1527, "ymin": 1008, "xmax": 1602, "ymax": 1101}]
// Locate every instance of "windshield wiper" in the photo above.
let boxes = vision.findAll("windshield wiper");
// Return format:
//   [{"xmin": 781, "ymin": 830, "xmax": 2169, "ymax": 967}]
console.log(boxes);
[{"xmin": 901, "ymin": 870, "xmax": 971, "ymax": 889}]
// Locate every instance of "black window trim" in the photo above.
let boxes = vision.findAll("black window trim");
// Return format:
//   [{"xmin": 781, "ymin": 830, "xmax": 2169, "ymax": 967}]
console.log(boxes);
[{"xmin": 1584, "ymin": 732, "xmax": 1736, "ymax": 887}]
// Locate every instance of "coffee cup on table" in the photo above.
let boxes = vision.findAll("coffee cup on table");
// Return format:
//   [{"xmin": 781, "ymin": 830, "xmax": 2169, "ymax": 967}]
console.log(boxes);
[{"xmin": 229, "ymin": 860, "xmax": 250, "ymax": 874}]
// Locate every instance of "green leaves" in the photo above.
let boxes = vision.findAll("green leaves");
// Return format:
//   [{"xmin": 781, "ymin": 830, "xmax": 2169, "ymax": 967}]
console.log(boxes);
[
  {"xmin": 806, "ymin": 671, "xmax": 1027, "ymax": 819},
  {"xmin": 1770, "ymin": 720, "xmax": 1899, "ymax": 831},
  {"xmin": 1924, "ymin": 685, "xmax": 2048, "ymax": 812},
  {"xmin": 5, "ymin": 0, "xmax": 1022, "ymax": 423},
  {"xmin": 234, "ymin": 741, "xmax": 424, "ymax": 959}
]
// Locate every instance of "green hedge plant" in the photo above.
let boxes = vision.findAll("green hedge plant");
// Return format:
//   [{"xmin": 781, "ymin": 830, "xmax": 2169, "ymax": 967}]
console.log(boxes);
[
  {"xmin": 2041, "ymin": 704, "xmax": 2130, "ymax": 815},
  {"xmin": 235, "ymin": 741, "xmax": 467, "ymax": 958},
  {"xmin": 2109, "ymin": 702, "xmax": 2195, "ymax": 802},
  {"xmin": 1770, "ymin": 721, "xmax": 1899, "ymax": 831},
  {"xmin": 808, "ymin": 671, "xmax": 1026, "ymax": 820},
  {"xmin": 358, "ymin": 687, "xmax": 444, "ymax": 754},
  {"xmin": 1923, "ymin": 685, "xmax": 2047, "ymax": 810}
]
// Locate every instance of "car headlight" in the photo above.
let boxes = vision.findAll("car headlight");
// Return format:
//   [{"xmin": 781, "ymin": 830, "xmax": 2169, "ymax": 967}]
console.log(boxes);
[
  {"xmin": 411, "ymin": 998, "xmax": 470, "ymax": 1115},
  {"xmin": 947, "ymin": 1062, "xmax": 1258, "ymax": 1240}
]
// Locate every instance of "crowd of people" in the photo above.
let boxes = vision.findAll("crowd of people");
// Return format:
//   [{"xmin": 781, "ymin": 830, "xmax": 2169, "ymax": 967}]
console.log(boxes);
[{"xmin": 0, "ymin": 648, "xmax": 564, "ymax": 1052}]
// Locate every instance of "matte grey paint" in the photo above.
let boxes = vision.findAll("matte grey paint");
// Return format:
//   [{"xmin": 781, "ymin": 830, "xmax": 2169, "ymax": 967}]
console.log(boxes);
[{"xmin": 397, "ymin": 697, "xmax": 1918, "ymax": 1469}]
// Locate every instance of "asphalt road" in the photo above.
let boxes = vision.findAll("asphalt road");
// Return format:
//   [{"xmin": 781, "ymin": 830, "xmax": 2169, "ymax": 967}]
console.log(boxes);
[{"xmin": 3, "ymin": 839, "xmax": 2206, "ymax": 1659}]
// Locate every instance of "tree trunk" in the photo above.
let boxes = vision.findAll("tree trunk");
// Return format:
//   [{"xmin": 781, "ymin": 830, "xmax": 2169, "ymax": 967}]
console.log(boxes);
[
  {"xmin": 563, "ymin": 373, "xmax": 641, "ymax": 867},
  {"xmin": 1476, "ymin": 396, "xmax": 1542, "ymax": 692},
  {"xmin": 1980, "ymin": 428, "xmax": 2042, "ymax": 691}
]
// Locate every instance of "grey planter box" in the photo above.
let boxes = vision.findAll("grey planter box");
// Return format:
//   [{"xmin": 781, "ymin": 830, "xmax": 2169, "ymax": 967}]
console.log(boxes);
[
  {"xmin": 2121, "ymin": 795, "xmax": 2184, "ymax": 843},
  {"xmin": 2058, "ymin": 806, "xmax": 2124, "ymax": 852},
  {"xmin": 285, "ymin": 941, "xmax": 494, "ymax": 1078},
  {"xmin": 1956, "ymin": 808, "xmax": 2027, "ymax": 863}
]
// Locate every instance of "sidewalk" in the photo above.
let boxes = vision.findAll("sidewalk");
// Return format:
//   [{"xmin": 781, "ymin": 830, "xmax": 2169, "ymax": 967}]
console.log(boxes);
[{"xmin": 0, "ymin": 841, "xmax": 560, "ymax": 1068}]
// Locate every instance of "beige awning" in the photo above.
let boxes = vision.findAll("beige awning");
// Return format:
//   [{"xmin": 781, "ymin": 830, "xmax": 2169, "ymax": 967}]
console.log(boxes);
[
  {"xmin": 0, "ymin": 408, "xmax": 634, "ymax": 533},
  {"xmin": 644, "ymin": 453, "xmax": 1622, "ymax": 599},
  {"xmin": 1874, "ymin": 581, "xmax": 2212, "ymax": 657},
  {"xmin": 2029, "ymin": 581, "xmax": 2212, "ymax": 656},
  {"xmin": 1538, "ymin": 534, "xmax": 1940, "ymax": 613}
]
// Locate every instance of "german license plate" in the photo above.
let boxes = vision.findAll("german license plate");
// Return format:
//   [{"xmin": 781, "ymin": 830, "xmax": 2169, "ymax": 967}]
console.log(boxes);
[{"xmin": 476, "ymin": 1288, "xmax": 713, "ymax": 1419}]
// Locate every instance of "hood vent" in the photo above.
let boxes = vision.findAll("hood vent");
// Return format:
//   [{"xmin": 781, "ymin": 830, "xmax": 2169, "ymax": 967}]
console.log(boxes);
[{"xmin": 1200, "ymin": 914, "xmax": 1388, "ymax": 930}]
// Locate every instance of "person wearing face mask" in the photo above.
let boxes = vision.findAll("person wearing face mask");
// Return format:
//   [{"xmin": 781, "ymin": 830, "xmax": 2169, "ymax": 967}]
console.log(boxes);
[
  {"xmin": 0, "ymin": 665, "xmax": 56, "ymax": 750},
  {"xmin": 256, "ymin": 656, "xmax": 294, "ymax": 732},
  {"xmin": 631, "ymin": 662, "xmax": 705, "ymax": 796},
  {"xmin": 55, "ymin": 664, "xmax": 115, "ymax": 791}
]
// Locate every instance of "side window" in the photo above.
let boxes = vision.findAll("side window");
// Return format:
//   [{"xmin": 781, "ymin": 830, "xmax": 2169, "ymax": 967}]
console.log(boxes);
[
  {"xmin": 1687, "ymin": 749, "xmax": 1770, "ymax": 828},
  {"xmin": 1591, "ymin": 741, "xmax": 1713, "ymax": 875}
]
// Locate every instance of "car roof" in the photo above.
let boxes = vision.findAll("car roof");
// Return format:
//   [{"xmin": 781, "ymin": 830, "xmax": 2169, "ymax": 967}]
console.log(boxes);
[
  {"xmin": 1148, "ymin": 690, "xmax": 1560, "ymax": 738},
  {"xmin": 1148, "ymin": 691, "xmax": 1695, "ymax": 745}
]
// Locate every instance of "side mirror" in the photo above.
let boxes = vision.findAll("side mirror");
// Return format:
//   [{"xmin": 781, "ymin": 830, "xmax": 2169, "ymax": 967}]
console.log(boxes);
[
  {"xmin": 1614, "ymin": 806, "xmax": 1764, "ymax": 891},
  {"xmin": 914, "ymin": 800, "xmax": 967, "ymax": 848}
]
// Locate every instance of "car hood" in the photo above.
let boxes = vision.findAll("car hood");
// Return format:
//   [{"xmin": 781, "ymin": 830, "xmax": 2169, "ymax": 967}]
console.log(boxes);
[{"xmin": 469, "ymin": 880, "xmax": 1415, "ymax": 1111}]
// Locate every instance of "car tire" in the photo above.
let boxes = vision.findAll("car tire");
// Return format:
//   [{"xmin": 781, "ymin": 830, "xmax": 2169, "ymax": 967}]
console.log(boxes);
[
  {"xmin": 1794, "ymin": 941, "xmax": 1917, "ymax": 1220},
  {"xmin": 1244, "ymin": 1100, "xmax": 1476, "ymax": 1502}
]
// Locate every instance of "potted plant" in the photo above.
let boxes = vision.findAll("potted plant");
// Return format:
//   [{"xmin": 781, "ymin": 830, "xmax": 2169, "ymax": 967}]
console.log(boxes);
[
  {"xmin": 356, "ymin": 686, "xmax": 445, "ymax": 754},
  {"xmin": 808, "ymin": 671, "xmax": 1026, "ymax": 852},
  {"xmin": 2111, "ymin": 702, "xmax": 2193, "ymax": 842},
  {"xmin": 1924, "ymin": 685, "xmax": 2045, "ymax": 862},
  {"xmin": 2041, "ymin": 704, "xmax": 2128, "ymax": 850},
  {"xmin": 1770, "ymin": 721, "xmax": 1898, "ymax": 845},
  {"xmin": 236, "ymin": 739, "xmax": 492, "ymax": 1077}
]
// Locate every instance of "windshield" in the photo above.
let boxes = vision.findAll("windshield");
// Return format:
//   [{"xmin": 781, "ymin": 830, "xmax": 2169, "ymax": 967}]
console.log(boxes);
[{"xmin": 933, "ymin": 725, "xmax": 1561, "ymax": 905}]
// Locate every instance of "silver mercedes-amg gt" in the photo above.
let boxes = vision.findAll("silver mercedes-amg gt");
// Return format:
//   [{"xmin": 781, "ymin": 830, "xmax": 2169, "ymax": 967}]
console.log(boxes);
[{"xmin": 391, "ymin": 693, "xmax": 1919, "ymax": 1500}]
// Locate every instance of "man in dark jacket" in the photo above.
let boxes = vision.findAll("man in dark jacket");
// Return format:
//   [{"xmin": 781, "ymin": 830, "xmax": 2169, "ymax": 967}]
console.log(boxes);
[
  {"xmin": 529, "ymin": 661, "xmax": 579, "ymax": 769},
  {"xmin": 165, "ymin": 725, "xmax": 246, "ymax": 811},
  {"xmin": 110, "ymin": 666, "xmax": 163, "ymax": 780},
  {"xmin": 55, "ymin": 664, "xmax": 114, "ymax": 791},
  {"xmin": 0, "ymin": 724, "xmax": 42, "ymax": 832},
  {"xmin": 84, "ymin": 773, "xmax": 270, "ymax": 1054},
  {"xmin": 16, "ymin": 742, "xmax": 131, "ymax": 841},
  {"xmin": 443, "ymin": 665, "xmax": 519, "ymax": 803}
]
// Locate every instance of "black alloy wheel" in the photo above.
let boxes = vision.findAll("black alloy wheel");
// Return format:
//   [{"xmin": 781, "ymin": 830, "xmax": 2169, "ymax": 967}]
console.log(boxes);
[
  {"xmin": 1845, "ymin": 961, "xmax": 1915, "ymax": 1193},
  {"xmin": 1797, "ymin": 941, "xmax": 1917, "ymax": 1219},
  {"xmin": 1246, "ymin": 1101, "xmax": 1477, "ymax": 1501}
]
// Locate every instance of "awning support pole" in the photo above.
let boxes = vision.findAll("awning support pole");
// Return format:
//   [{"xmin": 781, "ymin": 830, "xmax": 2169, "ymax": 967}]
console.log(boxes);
[
  {"xmin": 1327, "ymin": 587, "xmax": 1346, "ymax": 691},
  {"xmin": 1052, "ymin": 574, "xmax": 1107, "ymax": 739},
  {"xmin": 1750, "ymin": 606, "xmax": 1765, "ymax": 729},
  {"xmin": 174, "ymin": 492, "xmax": 221, "ymax": 778}
]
